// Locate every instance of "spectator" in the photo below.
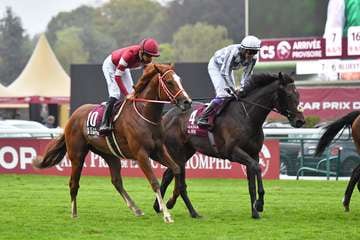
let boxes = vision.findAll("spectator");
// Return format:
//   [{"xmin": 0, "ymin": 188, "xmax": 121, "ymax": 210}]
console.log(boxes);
[{"xmin": 44, "ymin": 115, "xmax": 56, "ymax": 128}]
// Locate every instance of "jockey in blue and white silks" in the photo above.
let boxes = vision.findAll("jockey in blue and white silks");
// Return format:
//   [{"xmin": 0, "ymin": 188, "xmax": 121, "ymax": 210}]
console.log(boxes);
[{"xmin": 198, "ymin": 35, "xmax": 261, "ymax": 129}]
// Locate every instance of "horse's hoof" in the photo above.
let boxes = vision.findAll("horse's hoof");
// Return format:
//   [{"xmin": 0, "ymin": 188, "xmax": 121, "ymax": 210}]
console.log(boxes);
[
  {"xmin": 71, "ymin": 214, "xmax": 78, "ymax": 218},
  {"xmin": 252, "ymin": 211, "xmax": 260, "ymax": 219},
  {"xmin": 164, "ymin": 215, "xmax": 174, "ymax": 223},
  {"xmin": 255, "ymin": 200, "xmax": 264, "ymax": 212},
  {"xmin": 190, "ymin": 212, "xmax": 202, "ymax": 218},
  {"xmin": 342, "ymin": 197, "xmax": 350, "ymax": 212},
  {"xmin": 134, "ymin": 209, "xmax": 144, "ymax": 216}
]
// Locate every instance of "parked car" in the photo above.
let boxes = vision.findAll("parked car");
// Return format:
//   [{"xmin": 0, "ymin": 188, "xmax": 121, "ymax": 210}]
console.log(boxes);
[
  {"xmin": 280, "ymin": 129, "xmax": 360, "ymax": 176},
  {"xmin": 0, "ymin": 120, "xmax": 56, "ymax": 138},
  {"xmin": 263, "ymin": 122, "xmax": 292, "ymax": 128},
  {"xmin": 278, "ymin": 131, "xmax": 317, "ymax": 175},
  {"xmin": 0, "ymin": 121, "xmax": 32, "ymax": 138}
]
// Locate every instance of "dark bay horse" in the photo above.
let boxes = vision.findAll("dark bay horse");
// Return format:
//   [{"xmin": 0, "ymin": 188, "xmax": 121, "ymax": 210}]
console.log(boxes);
[
  {"xmin": 315, "ymin": 111, "xmax": 360, "ymax": 212},
  {"xmin": 153, "ymin": 72, "xmax": 305, "ymax": 219},
  {"xmin": 33, "ymin": 63, "xmax": 192, "ymax": 223}
]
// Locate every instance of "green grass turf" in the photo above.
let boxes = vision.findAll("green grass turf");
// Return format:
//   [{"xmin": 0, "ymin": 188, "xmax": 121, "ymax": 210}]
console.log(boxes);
[{"xmin": 0, "ymin": 174, "xmax": 359, "ymax": 240}]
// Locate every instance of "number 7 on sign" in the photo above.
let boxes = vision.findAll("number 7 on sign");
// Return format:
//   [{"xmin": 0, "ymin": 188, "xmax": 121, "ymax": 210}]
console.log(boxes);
[{"xmin": 324, "ymin": 27, "xmax": 342, "ymax": 57}]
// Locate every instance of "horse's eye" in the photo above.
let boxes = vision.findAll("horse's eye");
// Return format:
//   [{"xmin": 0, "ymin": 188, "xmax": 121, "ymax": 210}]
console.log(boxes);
[{"xmin": 166, "ymin": 79, "xmax": 174, "ymax": 85}]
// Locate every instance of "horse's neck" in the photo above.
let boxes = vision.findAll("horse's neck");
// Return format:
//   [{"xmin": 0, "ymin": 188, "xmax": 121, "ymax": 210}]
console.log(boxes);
[
  {"xmin": 242, "ymin": 82, "xmax": 278, "ymax": 128},
  {"xmin": 135, "ymin": 82, "xmax": 164, "ymax": 123}
]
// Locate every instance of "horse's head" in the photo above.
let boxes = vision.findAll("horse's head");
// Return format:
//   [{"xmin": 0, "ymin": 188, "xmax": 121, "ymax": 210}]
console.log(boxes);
[
  {"xmin": 151, "ymin": 63, "xmax": 192, "ymax": 111},
  {"xmin": 133, "ymin": 63, "xmax": 192, "ymax": 111},
  {"xmin": 274, "ymin": 72, "xmax": 305, "ymax": 128}
]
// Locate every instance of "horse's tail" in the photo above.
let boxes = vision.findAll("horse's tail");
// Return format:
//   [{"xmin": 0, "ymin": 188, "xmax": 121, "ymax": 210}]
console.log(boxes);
[
  {"xmin": 32, "ymin": 134, "xmax": 67, "ymax": 169},
  {"xmin": 315, "ymin": 111, "xmax": 360, "ymax": 156}
]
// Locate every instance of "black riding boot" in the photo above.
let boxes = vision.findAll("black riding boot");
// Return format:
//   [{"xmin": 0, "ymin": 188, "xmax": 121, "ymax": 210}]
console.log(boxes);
[
  {"xmin": 197, "ymin": 100, "xmax": 218, "ymax": 128},
  {"xmin": 99, "ymin": 97, "xmax": 117, "ymax": 135}
]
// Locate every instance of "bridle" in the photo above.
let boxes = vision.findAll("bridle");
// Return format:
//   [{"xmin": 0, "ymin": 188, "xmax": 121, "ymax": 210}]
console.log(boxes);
[
  {"xmin": 129, "ymin": 69, "xmax": 183, "ymax": 104},
  {"xmin": 275, "ymin": 83, "xmax": 304, "ymax": 119},
  {"xmin": 238, "ymin": 82, "xmax": 303, "ymax": 119},
  {"xmin": 129, "ymin": 69, "xmax": 184, "ymax": 125},
  {"xmin": 158, "ymin": 69, "xmax": 184, "ymax": 103}
]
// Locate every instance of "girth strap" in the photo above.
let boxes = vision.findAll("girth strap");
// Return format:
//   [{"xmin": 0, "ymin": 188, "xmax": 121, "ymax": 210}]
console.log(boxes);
[
  {"xmin": 105, "ymin": 99, "xmax": 127, "ymax": 159},
  {"xmin": 207, "ymin": 131, "xmax": 219, "ymax": 155}
]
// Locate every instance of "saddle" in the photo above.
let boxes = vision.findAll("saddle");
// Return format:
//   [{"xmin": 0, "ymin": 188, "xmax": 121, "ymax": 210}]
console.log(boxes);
[
  {"xmin": 86, "ymin": 100, "xmax": 124, "ymax": 136},
  {"xmin": 187, "ymin": 98, "xmax": 232, "ymax": 135}
]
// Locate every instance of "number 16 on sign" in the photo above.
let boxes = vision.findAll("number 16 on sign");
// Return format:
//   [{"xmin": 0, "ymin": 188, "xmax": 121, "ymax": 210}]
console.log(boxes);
[{"xmin": 348, "ymin": 26, "xmax": 360, "ymax": 56}]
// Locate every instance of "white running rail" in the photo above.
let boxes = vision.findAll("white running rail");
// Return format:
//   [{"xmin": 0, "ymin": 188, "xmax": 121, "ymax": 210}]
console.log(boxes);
[{"xmin": 0, "ymin": 128, "xmax": 324, "ymax": 139}]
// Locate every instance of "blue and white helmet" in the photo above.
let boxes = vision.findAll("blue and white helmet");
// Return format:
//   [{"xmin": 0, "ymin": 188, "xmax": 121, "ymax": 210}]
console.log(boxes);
[{"xmin": 240, "ymin": 35, "xmax": 261, "ymax": 51}]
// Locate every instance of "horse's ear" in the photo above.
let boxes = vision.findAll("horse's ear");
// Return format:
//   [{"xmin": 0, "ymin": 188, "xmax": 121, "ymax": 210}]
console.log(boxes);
[{"xmin": 170, "ymin": 63, "xmax": 175, "ymax": 69}]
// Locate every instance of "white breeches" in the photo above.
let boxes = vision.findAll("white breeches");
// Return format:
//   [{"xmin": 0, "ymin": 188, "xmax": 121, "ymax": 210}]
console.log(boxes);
[
  {"xmin": 208, "ymin": 57, "xmax": 235, "ymax": 97},
  {"xmin": 102, "ymin": 55, "xmax": 134, "ymax": 99}
]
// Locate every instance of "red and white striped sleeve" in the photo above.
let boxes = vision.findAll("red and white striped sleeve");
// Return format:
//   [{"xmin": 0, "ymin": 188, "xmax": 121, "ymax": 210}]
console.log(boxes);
[{"xmin": 114, "ymin": 52, "xmax": 131, "ymax": 95}]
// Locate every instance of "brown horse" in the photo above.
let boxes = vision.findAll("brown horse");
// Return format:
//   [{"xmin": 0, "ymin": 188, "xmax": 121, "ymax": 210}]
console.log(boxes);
[
  {"xmin": 315, "ymin": 111, "xmax": 360, "ymax": 212},
  {"xmin": 32, "ymin": 63, "xmax": 192, "ymax": 223},
  {"xmin": 153, "ymin": 72, "xmax": 305, "ymax": 219}
]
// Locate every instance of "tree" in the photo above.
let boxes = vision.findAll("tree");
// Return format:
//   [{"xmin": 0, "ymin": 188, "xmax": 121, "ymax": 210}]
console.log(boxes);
[
  {"xmin": 80, "ymin": 27, "xmax": 117, "ymax": 64},
  {"xmin": 154, "ymin": 43, "xmax": 174, "ymax": 63},
  {"xmin": 0, "ymin": 7, "xmax": 30, "ymax": 86},
  {"xmin": 163, "ymin": 0, "xmax": 245, "ymax": 42},
  {"xmin": 53, "ymin": 27, "xmax": 89, "ymax": 73},
  {"xmin": 99, "ymin": 0, "xmax": 164, "ymax": 46},
  {"xmin": 46, "ymin": 6, "xmax": 97, "ymax": 45},
  {"xmin": 46, "ymin": 6, "xmax": 116, "ymax": 65},
  {"xmin": 172, "ymin": 22, "xmax": 233, "ymax": 62},
  {"xmin": 250, "ymin": 0, "xmax": 328, "ymax": 38}
]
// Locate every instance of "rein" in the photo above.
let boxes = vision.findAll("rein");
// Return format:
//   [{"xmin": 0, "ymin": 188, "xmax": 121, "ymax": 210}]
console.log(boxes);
[
  {"xmin": 130, "ymin": 98, "xmax": 170, "ymax": 104},
  {"xmin": 128, "ymin": 70, "xmax": 180, "ymax": 104},
  {"xmin": 192, "ymin": 92, "xmax": 301, "ymax": 118},
  {"xmin": 239, "ymin": 98, "xmax": 283, "ymax": 115},
  {"xmin": 129, "ymin": 69, "xmax": 182, "ymax": 125},
  {"xmin": 239, "ymin": 96, "xmax": 304, "ymax": 119}
]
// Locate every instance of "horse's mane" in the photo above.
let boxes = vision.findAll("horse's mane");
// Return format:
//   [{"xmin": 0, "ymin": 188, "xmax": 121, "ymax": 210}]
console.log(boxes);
[
  {"xmin": 250, "ymin": 73, "xmax": 294, "ymax": 89},
  {"xmin": 133, "ymin": 64, "xmax": 158, "ymax": 95}
]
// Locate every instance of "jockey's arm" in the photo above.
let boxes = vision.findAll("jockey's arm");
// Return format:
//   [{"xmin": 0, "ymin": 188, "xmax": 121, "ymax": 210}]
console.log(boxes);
[
  {"xmin": 220, "ymin": 48, "xmax": 237, "ymax": 90},
  {"xmin": 115, "ymin": 57, "xmax": 129, "ymax": 96},
  {"xmin": 241, "ymin": 58, "xmax": 257, "ymax": 85}
]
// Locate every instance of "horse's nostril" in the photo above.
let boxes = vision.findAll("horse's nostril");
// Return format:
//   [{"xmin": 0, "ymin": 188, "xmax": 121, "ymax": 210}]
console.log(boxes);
[
  {"xmin": 184, "ymin": 100, "xmax": 192, "ymax": 106},
  {"xmin": 295, "ymin": 120, "xmax": 305, "ymax": 128}
]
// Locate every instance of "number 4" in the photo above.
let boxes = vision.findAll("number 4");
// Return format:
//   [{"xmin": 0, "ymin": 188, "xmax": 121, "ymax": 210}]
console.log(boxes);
[{"xmin": 189, "ymin": 110, "xmax": 198, "ymax": 125}]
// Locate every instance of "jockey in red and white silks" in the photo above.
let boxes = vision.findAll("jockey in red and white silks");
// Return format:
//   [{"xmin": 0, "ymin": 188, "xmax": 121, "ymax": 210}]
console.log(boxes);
[
  {"xmin": 99, "ymin": 38, "xmax": 160, "ymax": 135},
  {"xmin": 198, "ymin": 35, "xmax": 261, "ymax": 129}
]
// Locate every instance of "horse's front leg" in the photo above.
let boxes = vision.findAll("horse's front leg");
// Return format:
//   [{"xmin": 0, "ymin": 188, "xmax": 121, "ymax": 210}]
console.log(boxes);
[
  {"xmin": 153, "ymin": 168, "xmax": 174, "ymax": 213},
  {"xmin": 153, "ymin": 145, "xmax": 201, "ymax": 218},
  {"xmin": 103, "ymin": 155, "xmax": 143, "ymax": 216},
  {"xmin": 168, "ymin": 165, "xmax": 201, "ymax": 218},
  {"xmin": 135, "ymin": 149, "xmax": 174, "ymax": 223},
  {"xmin": 231, "ymin": 146, "xmax": 261, "ymax": 219},
  {"xmin": 179, "ymin": 165, "xmax": 201, "ymax": 218}
]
